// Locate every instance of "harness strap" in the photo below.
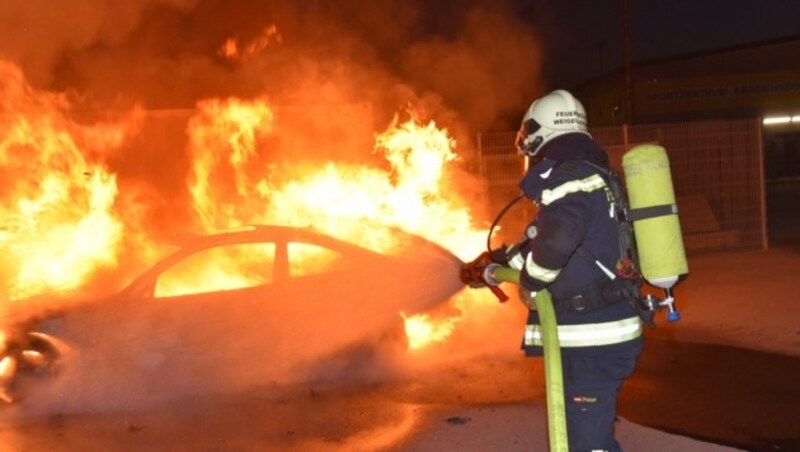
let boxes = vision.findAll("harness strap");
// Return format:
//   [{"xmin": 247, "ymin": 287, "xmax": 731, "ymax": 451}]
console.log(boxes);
[
  {"xmin": 551, "ymin": 276, "xmax": 635, "ymax": 313},
  {"xmin": 627, "ymin": 203, "xmax": 678, "ymax": 222}
]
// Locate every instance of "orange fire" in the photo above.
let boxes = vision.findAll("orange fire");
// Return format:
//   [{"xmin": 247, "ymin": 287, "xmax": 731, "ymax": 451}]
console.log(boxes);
[
  {"xmin": 181, "ymin": 97, "xmax": 496, "ymax": 349},
  {"xmin": 219, "ymin": 25, "xmax": 283, "ymax": 61},
  {"xmin": 0, "ymin": 60, "xmax": 506, "ymax": 352},
  {"xmin": 0, "ymin": 61, "xmax": 144, "ymax": 301},
  {"xmin": 401, "ymin": 312, "xmax": 460, "ymax": 350}
]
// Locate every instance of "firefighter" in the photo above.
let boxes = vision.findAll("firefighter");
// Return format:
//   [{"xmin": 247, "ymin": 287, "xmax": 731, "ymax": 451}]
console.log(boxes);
[{"xmin": 494, "ymin": 89, "xmax": 643, "ymax": 451}]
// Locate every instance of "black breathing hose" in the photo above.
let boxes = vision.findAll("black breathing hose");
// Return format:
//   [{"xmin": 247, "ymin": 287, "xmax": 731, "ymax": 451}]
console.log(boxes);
[{"xmin": 486, "ymin": 192, "xmax": 525, "ymax": 253}]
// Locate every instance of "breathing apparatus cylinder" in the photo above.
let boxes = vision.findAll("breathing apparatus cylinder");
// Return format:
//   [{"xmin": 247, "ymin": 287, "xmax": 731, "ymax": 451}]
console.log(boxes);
[{"xmin": 622, "ymin": 144, "xmax": 688, "ymax": 321}]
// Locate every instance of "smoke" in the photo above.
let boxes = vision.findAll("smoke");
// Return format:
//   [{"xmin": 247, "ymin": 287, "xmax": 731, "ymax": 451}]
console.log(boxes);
[
  {"xmin": 0, "ymin": 0, "xmax": 199, "ymax": 89},
  {"xmin": 0, "ymin": 0, "xmax": 544, "ymax": 133},
  {"xmin": 401, "ymin": 5, "xmax": 546, "ymax": 132}
]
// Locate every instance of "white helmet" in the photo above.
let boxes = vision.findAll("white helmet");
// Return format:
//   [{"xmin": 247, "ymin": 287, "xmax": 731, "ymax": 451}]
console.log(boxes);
[{"xmin": 515, "ymin": 89, "xmax": 590, "ymax": 157}]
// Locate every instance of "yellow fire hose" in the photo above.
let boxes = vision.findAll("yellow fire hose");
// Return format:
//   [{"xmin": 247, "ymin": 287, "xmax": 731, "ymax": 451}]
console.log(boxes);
[{"xmin": 491, "ymin": 266, "xmax": 568, "ymax": 452}]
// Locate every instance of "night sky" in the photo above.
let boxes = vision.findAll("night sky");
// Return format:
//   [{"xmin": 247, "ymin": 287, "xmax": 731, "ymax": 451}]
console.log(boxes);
[{"xmin": 534, "ymin": 0, "xmax": 800, "ymax": 88}]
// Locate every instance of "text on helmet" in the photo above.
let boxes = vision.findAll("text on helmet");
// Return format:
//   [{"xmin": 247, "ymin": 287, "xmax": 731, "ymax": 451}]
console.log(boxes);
[{"xmin": 553, "ymin": 110, "xmax": 586, "ymax": 126}]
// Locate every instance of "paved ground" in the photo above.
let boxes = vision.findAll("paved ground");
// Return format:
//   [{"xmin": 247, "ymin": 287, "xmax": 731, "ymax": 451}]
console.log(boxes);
[{"xmin": 0, "ymin": 181, "xmax": 797, "ymax": 451}]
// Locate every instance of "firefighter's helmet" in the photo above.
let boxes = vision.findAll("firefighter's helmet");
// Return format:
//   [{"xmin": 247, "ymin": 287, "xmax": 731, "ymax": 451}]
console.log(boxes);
[{"xmin": 515, "ymin": 89, "xmax": 590, "ymax": 157}]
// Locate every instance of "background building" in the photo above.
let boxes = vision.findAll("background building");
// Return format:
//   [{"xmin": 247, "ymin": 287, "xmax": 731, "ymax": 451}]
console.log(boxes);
[
  {"xmin": 477, "ymin": 36, "xmax": 800, "ymax": 254},
  {"xmin": 573, "ymin": 34, "xmax": 800, "ymax": 181}
]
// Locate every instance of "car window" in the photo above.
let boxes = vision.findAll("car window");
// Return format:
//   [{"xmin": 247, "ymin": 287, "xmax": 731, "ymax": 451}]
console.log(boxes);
[
  {"xmin": 288, "ymin": 242, "xmax": 347, "ymax": 277},
  {"xmin": 154, "ymin": 243, "xmax": 276, "ymax": 297}
]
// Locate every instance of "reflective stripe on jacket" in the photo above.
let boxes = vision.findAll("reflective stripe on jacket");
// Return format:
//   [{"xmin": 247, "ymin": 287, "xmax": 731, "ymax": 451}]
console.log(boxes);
[
  {"xmin": 524, "ymin": 316, "xmax": 642, "ymax": 348},
  {"xmin": 540, "ymin": 173, "xmax": 608, "ymax": 206}
]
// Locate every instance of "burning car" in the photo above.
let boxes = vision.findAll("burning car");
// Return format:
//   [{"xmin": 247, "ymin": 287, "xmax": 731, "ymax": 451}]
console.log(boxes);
[{"xmin": 0, "ymin": 225, "xmax": 462, "ymax": 407}]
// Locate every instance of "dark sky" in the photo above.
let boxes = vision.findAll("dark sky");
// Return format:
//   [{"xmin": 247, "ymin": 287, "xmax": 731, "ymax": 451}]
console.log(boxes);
[{"xmin": 533, "ymin": 0, "xmax": 800, "ymax": 88}]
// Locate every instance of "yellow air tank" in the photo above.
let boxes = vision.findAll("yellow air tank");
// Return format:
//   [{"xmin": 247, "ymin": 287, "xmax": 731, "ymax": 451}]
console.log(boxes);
[{"xmin": 622, "ymin": 144, "xmax": 688, "ymax": 321}]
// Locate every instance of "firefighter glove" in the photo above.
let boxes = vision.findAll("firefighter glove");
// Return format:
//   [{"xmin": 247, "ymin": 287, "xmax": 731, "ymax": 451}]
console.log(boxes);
[{"xmin": 518, "ymin": 285, "xmax": 537, "ymax": 310}]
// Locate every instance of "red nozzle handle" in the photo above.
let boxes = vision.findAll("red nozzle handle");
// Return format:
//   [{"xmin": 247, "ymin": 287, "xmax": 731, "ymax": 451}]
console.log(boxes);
[{"xmin": 489, "ymin": 284, "xmax": 509, "ymax": 303}]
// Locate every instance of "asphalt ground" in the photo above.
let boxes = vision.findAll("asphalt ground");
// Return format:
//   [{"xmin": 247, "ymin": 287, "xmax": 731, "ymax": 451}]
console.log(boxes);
[
  {"xmin": 618, "ymin": 179, "xmax": 800, "ymax": 451},
  {"xmin": 620, "ymin": 335, "xmax": 800, "ymax": 451}
]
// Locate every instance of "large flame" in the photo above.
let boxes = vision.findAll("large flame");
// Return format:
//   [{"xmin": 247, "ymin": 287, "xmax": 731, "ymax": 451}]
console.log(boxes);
[
  {"xmin": 0, "ymin": 61, "xmax": 507, "ymax": 354},
  {"xmin": 187, "ymin": 96, "xmax": 276, "ymax": 232},
  {"xmin": 184, "ymin": 96, "xmax": 489, "ymax": 255},
  {"xmin": 182, "ymin": 97, "xmax": 494, "ymax": 350},
  {"xmin": 0, "ymin": 61, "xmax": 141, "ymax": 300}
]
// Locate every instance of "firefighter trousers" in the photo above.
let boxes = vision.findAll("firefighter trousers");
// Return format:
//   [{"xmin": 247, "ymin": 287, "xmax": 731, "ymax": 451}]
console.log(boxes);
[{"xmin": 562, "ymin": 349, "xmax": 640, "ymax": 452}]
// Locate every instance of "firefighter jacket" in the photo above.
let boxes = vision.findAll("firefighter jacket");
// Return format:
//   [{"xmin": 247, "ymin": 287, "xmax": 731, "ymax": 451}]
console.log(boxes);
[{"xmin": 503, "ymin": 133, "xmax": 643, "ymax": 357}]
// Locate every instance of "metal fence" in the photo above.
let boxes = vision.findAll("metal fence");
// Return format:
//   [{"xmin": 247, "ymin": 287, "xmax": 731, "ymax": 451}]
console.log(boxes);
[{"xmin": 476, "ymin": 118, "xmax": 767, "ymax": 254}]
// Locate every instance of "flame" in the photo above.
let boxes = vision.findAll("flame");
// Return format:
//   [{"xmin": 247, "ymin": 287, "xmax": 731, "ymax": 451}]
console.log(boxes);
[
  {"xmin": 400, "ymin": 312, "xmax": 459, "ymax": 350},
  {"xmin": 0, "ymin": 61, "xmax": 141, "ymax": 300},
  {"xmin": 184, "ymin": 97, "xmax": 489, "ymax": 252},
  {"xmin": 187, "ymin": 96, "xmax": 275, "ymax": 232},
  {"xmin": 262, "ymin": 117, "xmax": 488, "ymax": 255},
  {"xmin": 0, "ymin": 61, "xmax": 502, "ymax": 355},
  {"xmin": 219, "ymin": 25, "xmax": 282, "ymax": 61},
  {"xmin": 183, "ymin": 98, "xmax": 493, "ymax": 350},
  {"xmin": 0, "ymin": 355, "xmax": 16, "ymax": 403},
  {"xmin": 219, "ymin": 38, "xmax": 239, "ymax": 60}
]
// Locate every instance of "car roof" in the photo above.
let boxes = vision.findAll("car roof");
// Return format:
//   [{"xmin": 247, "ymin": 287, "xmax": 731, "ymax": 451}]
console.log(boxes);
[{"xmin": 150, "ymin": 225, "xmax": 403, "ymax": 272}]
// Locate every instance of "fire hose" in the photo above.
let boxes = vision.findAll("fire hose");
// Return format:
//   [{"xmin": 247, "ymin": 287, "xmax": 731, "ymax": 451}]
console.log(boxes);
[{"xmin": 459, "ymin": 258, "xmax": 568, "ymax": 452}]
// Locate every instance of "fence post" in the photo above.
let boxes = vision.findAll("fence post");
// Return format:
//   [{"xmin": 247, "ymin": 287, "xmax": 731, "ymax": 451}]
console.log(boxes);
[{"xmin": 757, "ymin": 120, "xmax": 769, "ymax": 250}]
